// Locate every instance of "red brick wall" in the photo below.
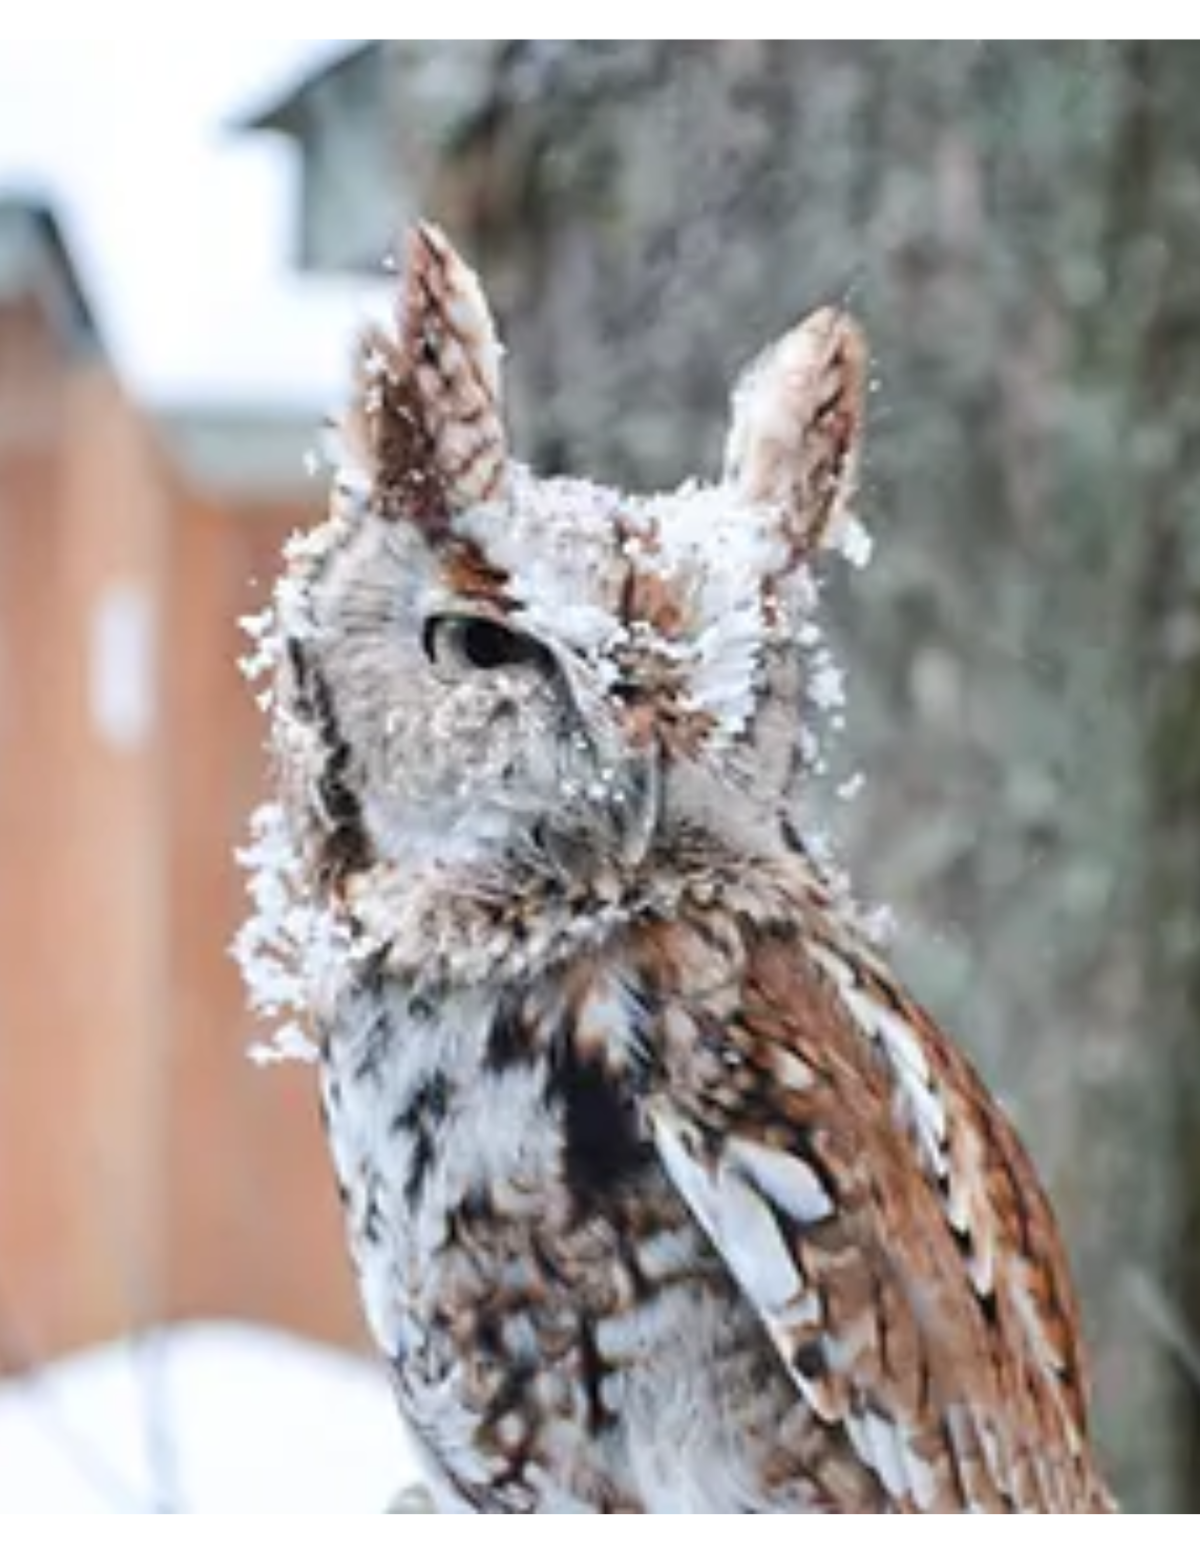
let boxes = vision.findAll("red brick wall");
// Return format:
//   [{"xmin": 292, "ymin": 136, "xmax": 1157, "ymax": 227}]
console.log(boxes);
[
  {"xmin": 160, "ymin": 488, "xmax": 362, "ymax": 1346},
  {"xmin": 0, "ymin": 296, "xmax": 363, "ymax": 1366}
]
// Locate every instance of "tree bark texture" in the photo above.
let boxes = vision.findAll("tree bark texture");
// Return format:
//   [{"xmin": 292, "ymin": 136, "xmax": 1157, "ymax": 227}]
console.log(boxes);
[{"xmin": 374, "ymin": 41, "xmax": 1200, "ymax": 1508}]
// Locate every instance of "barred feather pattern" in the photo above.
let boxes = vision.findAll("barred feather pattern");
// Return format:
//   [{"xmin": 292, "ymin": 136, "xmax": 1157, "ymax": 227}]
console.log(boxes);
[
  {"xmin": 348, "ymin": 223, "xmax": 508, "ymax": 530},
  {"xmin": 258, "ymin": 227, "xmax": 1117, "ymax": 1513},
  {"xmin": 317, "ymin": 849, "xmax": 1114, "ymax": 1513}
]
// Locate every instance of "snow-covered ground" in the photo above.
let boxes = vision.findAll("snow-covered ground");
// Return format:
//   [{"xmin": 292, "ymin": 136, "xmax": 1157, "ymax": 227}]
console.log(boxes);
[{"xmin": 0, "ymin": 1323, "xmax": 419, "ymax": 1514}]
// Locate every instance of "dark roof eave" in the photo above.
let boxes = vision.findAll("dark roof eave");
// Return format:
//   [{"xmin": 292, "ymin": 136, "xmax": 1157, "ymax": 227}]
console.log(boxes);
[
  {"xmin": 233, "ymin": 42, "xmax": 379, "ymax": 139},
  {"xmin": 0, "ymin": 193, "xmax": 100, "ymax": 352}
]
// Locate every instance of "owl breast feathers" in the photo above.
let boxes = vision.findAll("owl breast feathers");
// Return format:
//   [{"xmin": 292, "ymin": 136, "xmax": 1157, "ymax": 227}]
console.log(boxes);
[{"xmin": 260, "ymin": 225, "xmax": 1115, "ymax": 1512}]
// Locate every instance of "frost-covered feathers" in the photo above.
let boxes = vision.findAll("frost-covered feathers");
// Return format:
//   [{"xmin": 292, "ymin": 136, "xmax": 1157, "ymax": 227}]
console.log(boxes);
[
  {"xmin": 348, "ymin": 222, "xmax": 508, "ymax": 528},
  {"xmin": 724, "ymin": 306, "xmax": 867, "ymax": 562},
  {"xmin": 241, "ymin": 227, "xmax": 1116, "ymax": 1514},
  {"xmin": 248, "ymin": 227, "xmax": 879, "ymax": 926}
]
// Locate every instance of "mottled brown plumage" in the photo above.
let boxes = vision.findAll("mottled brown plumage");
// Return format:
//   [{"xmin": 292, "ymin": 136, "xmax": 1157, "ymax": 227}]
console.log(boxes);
[{"xmin": 254, "ymin": 225, "xmax": 1115, "ymax": 1512}]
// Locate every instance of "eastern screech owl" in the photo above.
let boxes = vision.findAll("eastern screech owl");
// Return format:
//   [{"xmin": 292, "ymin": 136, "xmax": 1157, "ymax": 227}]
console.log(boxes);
[{"xmin": 255, "ymin": 226, "xmax": 1114, "ymax": 1512}]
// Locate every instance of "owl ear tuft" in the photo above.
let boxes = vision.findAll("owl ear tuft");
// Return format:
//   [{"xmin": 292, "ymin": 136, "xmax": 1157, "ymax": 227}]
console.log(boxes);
[
  {"xmin": 347, "ymin": 224, "xmax": 509, "ymax": 533},
  {"xmin": 723, "ymin": 309, "xmax": 868, "ymax": 560}
]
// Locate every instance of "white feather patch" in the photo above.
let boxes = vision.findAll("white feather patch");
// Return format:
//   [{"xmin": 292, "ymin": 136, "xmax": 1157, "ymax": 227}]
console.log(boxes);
[
  {"xmin": 649, "ymin": 1112, "xmax": 837, "ymax": 1326},
  {"xmin": 728, "ymin": 1139, "xmax": 835, "ymax": 1229}
]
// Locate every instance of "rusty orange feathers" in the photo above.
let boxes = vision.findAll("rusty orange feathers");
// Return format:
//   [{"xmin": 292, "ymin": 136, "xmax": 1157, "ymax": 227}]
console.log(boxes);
[{"xmin": 250, "ymin": 227, "xmax": 1115, "ymax": 1512}]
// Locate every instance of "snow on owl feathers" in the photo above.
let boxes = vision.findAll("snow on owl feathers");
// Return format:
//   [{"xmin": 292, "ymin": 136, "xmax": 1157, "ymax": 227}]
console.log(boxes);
[{"xmin": 256, "ymin": 226, "xmax": 1114, "ymax": 1512}]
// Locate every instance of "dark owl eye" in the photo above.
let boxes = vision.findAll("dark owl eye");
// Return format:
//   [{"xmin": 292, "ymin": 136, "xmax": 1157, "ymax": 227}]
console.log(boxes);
[{"xmin": 422, "ymin": 614, "xmax": 554, "ymax": 675}]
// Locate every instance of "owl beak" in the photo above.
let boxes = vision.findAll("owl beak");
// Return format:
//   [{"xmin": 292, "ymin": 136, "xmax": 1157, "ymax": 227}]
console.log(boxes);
[
  {"xmin": 555, "ymin": 653, "xmax": 663, "ymax": 871},
  {"xmin": 615, "ymin": 745, "xmax": 661, "ymax": 871}
]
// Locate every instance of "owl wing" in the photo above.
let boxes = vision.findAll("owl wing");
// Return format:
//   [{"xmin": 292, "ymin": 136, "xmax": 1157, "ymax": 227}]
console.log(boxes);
[{"xmin": 646, "ymin": 918, "xmax": 1113, "ymax": 1512}]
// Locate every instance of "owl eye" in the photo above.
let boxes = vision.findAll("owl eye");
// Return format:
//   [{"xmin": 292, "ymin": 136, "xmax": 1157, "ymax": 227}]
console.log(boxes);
[{"xmin": 422, "ymin": 614, "xmax": 553, "ymax": 675}]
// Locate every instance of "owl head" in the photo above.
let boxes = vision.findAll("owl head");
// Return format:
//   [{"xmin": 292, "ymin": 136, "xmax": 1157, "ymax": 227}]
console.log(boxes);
[{"xmin": 272, "ymin": 226, "xmax": 867, "ymax": 903}]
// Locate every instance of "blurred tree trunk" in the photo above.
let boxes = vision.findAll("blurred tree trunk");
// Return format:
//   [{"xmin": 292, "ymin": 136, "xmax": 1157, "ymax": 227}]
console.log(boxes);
[
  {"xmin": 385, "ymin": 40, "xmax": 1200, "ymax": 1507},
  {"xmin": 1116, "ymin": 43, "xmax": 1200, "ymax": 1502}
]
